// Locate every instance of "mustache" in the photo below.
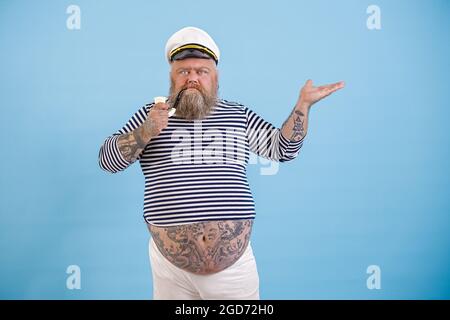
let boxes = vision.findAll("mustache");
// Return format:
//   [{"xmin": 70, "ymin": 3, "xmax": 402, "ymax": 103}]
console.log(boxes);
[{"xmin": 169, "ymin": 84, "xmax": 205, "ymax": 109}]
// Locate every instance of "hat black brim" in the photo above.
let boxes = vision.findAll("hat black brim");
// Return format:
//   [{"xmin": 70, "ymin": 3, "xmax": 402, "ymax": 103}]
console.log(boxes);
[{"xmin": 171, "ymin": 48, "xmax": 217, "ymax": 64}]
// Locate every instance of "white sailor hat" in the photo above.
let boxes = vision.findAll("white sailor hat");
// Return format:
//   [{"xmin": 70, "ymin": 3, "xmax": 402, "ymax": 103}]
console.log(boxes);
[{"xmin": 165, "ymin": 26, "xmax": 220, "ymax": 64}]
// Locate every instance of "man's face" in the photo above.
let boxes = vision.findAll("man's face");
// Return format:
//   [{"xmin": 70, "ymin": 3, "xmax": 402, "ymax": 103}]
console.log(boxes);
[{"xmin": 169, "ymin": 58, "xmax": 218, "ymax": 120}]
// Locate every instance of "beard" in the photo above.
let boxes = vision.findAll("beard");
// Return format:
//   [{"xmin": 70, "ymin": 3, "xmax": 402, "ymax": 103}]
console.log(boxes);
[{"xmin": 168, "ymin": 79, "xmax": 218, "ymax": 121}]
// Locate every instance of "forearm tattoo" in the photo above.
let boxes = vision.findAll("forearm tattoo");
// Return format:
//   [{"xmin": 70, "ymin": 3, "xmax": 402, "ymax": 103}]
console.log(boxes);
[
  {"xmin": 117, "ymin": 125, "xmax": 151, "ymax": 163},
  {"xmin": 150, "ymin": 220, "xmax": 253, "ymax": 274},
  {"xmin": 289, "ymin": 109, "xmax": 306, "ymax": 142}
]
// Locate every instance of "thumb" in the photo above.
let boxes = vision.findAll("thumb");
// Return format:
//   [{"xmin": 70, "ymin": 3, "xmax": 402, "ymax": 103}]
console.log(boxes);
[{"xmin": 305, "ymin": 79, "xmax": 313, "ymax": 87}]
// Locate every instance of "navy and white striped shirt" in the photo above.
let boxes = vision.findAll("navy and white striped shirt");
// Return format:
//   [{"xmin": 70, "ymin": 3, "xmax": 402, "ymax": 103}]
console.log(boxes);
[{"xmin": 99, "ymin": 99, "xmax": 304, "ymax": 226}]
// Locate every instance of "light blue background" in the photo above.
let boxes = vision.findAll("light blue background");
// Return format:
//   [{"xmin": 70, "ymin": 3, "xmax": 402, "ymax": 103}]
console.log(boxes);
[{"xmin": 0, "ymin": 0, "xmax": 449, "ymax": 299}]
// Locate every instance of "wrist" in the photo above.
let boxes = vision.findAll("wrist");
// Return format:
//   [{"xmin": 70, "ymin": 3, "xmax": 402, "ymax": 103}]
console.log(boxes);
[
  {"xmin": 141, "ymin": 120, "xmax": 156, "ymax": 139},
  {"xmin": 295, "ymin": 100, "xmax": 311, "ymax": 113}
]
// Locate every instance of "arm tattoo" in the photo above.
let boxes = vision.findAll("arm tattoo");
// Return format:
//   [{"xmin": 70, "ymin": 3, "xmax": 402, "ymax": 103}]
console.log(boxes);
[
  {"xmin": 117, "ymin": 123, "xmax": 152, "ymax": 162},
  {"xmin": 290, "ymin": 110, "xmax": 305, "ymax": 142}
]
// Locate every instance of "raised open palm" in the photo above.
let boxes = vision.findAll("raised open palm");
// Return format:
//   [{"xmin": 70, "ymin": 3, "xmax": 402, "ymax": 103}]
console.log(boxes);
[{"xmin": 299, "ymin": 79, "xmax": 345, "ymax": 106}]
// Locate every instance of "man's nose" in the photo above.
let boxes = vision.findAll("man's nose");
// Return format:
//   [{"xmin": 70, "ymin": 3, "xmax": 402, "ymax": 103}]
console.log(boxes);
[{"xmin": 187, "ymin": 73, "xmax": 199, "ymax": 84}]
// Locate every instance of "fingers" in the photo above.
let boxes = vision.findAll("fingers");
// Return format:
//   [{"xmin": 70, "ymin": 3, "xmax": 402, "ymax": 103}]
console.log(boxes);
[
  {"xmin": 318, "ymin": 81, "xmax": 344, "ymax": 90},
  {"xmin": 156, "ymin": 110, "xmax": 169, "ymax": 127},
  {"xmin": 328, "ymin": 81, "xmax": 345, "ymax": 94},
  {"xmin": 158, "ymin": 109, "xmax": 169, "ymax": 117},
  {"xmin": 148, "ymin": 114, "xmax": 169, "ymax": 136},
  {"xmin": 318, "ymin": 81, "xmax": 345, "ymax": 94},
  {"xmin": 159, "ymin": 116, "xmax": 169, "ymax": 131},
  {"xmin": 149, "ymin": 107, "xmax": 169, "ymax": 131},
  {"xmin": 153, "ymin": 102, "xmax": 169, "ymax": 110},
  {"xmin": 331, "ymin": 81, "xmax": 345, "ymax": 91},
  {"xmin": 149, "ymin": 107, "xmax": 168, "ymax": 118},
  {"xmin": 304, "ymin": 79, "xmax": 344, "ymax": 95}
]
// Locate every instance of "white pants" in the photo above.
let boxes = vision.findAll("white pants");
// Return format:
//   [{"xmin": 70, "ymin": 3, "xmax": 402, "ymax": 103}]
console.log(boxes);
[{"xmin": 148, "ymin": 237, "xmax": 260, "ymax": 300}]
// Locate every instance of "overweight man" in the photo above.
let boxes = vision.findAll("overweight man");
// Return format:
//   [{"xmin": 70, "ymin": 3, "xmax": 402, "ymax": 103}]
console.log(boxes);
[{"xmin": 98, "ymin": 26, "xmax": 344, "ymax": 299}]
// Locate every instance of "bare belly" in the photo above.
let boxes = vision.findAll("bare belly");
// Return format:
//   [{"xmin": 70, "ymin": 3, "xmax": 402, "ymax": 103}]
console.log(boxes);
[{"xmin": 148, "ymin": 219, "xmax": 253, "ymax": 275}]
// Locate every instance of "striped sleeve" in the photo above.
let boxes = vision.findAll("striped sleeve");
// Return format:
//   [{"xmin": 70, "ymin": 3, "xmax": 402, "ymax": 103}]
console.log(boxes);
[
  {"xmin": 98, "ymin": 104, "xmax": 152, "ymax": 173},
  {"xmin": 245, "ymin": 107, "xmax": 304, "ymax": 162}
]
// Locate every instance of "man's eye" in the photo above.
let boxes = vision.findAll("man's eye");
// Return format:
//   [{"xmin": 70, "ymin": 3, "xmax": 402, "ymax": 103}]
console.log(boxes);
[
  {"xmin": 179, "ymin": 70, "xmax": 188, "ymax": 75},
  {"xmin": 199, "ymin": 70, "xmax": 208, "ymax": 75}
]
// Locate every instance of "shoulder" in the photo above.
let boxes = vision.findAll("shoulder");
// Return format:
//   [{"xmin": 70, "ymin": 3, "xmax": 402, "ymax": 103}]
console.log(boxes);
[
  {"xmin": 219, "ymin": 99, "xmax": 244, "ymax": 107},
  {"xmin": 217, "ymin": 99, "xmax": 249, "ymax": 113},
  {"xmin": 127, "ymin": 103, "xmax": 153, "ymax": 121}
]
